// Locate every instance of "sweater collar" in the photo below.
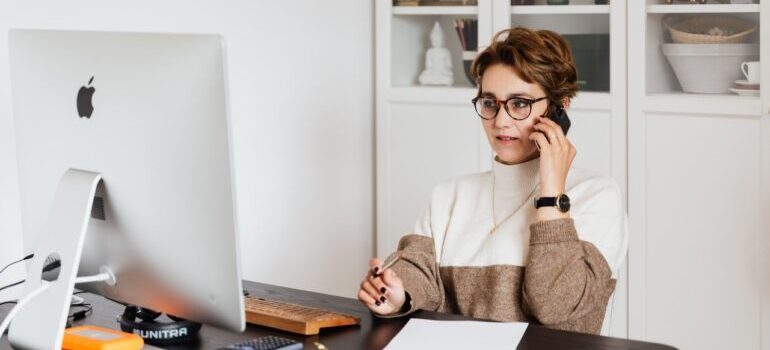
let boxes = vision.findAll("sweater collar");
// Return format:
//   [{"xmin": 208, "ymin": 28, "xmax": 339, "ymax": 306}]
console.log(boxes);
[{"xmin": 491, "ymin": 156, "xmax": 540, "ymax": 197}]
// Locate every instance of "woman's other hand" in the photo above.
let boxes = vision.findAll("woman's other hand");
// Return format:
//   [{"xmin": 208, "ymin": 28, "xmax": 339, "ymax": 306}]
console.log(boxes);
[{"xmin": 357, "ymin": 258, "xmax": 407, "ymax": 315}]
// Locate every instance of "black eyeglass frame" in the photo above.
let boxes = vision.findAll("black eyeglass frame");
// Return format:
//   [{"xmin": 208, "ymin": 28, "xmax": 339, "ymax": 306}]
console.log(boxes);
[{"xmin": 471, "ymin": 95, "xmax": 549, "ymax": 121}]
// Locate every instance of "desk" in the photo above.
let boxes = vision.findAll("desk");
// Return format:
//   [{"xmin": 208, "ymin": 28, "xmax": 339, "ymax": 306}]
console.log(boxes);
[{"xmin": 1, "ymin": 280, "xmax": 676, "ymax": 350}]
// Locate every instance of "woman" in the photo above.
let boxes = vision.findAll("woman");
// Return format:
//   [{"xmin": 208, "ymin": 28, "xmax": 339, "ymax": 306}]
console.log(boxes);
[{"xmin": 358, "ymin": 27, "xmax": 628, "ymax": 334}]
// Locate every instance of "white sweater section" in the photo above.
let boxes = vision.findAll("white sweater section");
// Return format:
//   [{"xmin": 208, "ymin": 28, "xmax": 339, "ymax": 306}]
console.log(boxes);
[{"xmin": 411, "ymin": 157, "xmax": 629, "ymax": 275}]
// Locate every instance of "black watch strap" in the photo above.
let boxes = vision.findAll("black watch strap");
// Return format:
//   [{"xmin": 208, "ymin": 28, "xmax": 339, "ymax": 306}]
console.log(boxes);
[
  {"xmin": 535, "ymin": 197, "xmax": 557, "ymax": 208},
  {"xmin": 535, "ymin": 194, "xmax": 571, "ymax": 213}
]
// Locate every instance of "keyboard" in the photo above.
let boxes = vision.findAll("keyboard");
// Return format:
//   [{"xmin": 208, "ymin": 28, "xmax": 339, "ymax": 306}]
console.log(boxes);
[{"xmin": 244, "ymin": 295, "xmax": 360, "ymax": 335}]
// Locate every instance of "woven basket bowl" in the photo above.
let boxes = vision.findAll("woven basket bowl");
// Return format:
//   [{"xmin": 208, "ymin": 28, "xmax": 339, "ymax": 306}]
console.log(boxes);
[{"xmin": 664, "ymin": 15, "xmax": 757, "ymax": 44}]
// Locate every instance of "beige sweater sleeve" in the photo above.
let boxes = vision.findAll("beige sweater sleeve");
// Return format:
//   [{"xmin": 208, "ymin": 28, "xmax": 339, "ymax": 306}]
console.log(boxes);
[
  {"xmin": 376, "ymin": 234, "xmax": 444, "ymax": 318},
  {"xmin": 522, "ymin": 218, "xmax": 616, "ymax": 334}
]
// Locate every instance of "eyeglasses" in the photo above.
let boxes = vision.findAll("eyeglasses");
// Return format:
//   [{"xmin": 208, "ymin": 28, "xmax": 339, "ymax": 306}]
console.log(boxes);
[{"xmin": 471, "ymin": 96, "xmax": 548, "ymax": 121}]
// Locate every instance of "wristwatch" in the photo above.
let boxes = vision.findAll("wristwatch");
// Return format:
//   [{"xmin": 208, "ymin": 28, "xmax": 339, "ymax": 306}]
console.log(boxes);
[{"xmin": 534, "ymin": 193, "xmax": 571, "ymax": 213}]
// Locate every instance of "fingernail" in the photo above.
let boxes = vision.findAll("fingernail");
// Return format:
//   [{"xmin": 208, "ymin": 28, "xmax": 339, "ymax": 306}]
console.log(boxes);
[
  {"xmin": 380, "ymin": 287, "xmax": 386, "ymax": 293},
  {"xmin": 380, "ymin": 296, "xmax": 386, "ymax": 302},
  {"xmin": 375, "ymin": 301, "xmax": 381, "ymax": 306}
]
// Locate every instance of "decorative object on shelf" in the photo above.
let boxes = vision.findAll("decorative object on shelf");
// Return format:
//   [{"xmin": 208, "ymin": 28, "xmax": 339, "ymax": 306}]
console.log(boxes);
[
  {"xmin": 393, "ymin": 0, "xmax": 420, "ymax": 6},
  {"xmin": 664, "ymin": 0, "xmax": 707, "ymax": 4},
  {"xmin": 730, "ymin": 61, "xmax": 760, "ymax": 96},
  {"xmin": 511, "ymin": 0, "xmax": 535, "ymax": 4},
  {"xmin": 661, "ymin": 43, "xmax": 759, "ymax": 93},
  {"xmin": 419, "ymin": 21, "xmax": 454, "ymax": 86},
  {"xmin": 462, "ymin": 51, "xmax": 478, "ymax": 87},
  {"xmin": 547, "ymin": 0, "xmax": 569, "ymax": 4},
  {"xmin": 741, "ymin": 61, "xmax": 760, "ymax": 84},
  {"xmin": 664, "ymin": 15, "xmax": 758, "ymax": 44},
  {"xmin": 454, "ymin": 18, "xmax": 478, "ymax": 86},
  {"xmin": 564, "ymin": 34, "xmax": 610, "ymax": 92}
]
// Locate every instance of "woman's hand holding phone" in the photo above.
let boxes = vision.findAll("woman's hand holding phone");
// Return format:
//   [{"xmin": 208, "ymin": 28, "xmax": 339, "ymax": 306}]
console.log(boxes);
[{"xmin": 529, "ymin": 116, "xmax": 576, "ymax": 218}]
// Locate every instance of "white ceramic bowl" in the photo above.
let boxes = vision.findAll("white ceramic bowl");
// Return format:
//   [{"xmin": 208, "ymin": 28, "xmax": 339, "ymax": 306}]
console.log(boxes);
[{"xmin": 661, "ymin": 43, "xmax": 759, "ymax": 94}]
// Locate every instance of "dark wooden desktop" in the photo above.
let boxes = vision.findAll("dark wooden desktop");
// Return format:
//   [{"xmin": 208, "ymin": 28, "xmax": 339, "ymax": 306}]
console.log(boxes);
[{"xmin": 1, "ymin": 280, "xmax": 676, "ymax": 350}]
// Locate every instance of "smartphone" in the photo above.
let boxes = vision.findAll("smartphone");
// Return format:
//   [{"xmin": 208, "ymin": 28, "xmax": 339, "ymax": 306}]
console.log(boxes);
[{"xmin": 545, "ymin": 104, "xmax": 571, "ymax": 135}]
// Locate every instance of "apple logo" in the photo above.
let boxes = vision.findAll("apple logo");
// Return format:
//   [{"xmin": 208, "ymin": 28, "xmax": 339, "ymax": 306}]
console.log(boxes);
[{"xmin": 77, "ymin": 76, "xmax": 95, "ymax": 118}]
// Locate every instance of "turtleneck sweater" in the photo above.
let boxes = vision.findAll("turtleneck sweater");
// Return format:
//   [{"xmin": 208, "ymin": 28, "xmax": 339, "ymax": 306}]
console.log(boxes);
[{"xmin": 379, "ymin": 157, "xmax": 628, "ymax": 335}]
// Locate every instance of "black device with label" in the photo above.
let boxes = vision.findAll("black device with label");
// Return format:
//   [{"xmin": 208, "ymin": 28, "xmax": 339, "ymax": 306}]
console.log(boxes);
[{"xmin": 117, "ymin": 305, "xmax": 201, "ymax": 345}]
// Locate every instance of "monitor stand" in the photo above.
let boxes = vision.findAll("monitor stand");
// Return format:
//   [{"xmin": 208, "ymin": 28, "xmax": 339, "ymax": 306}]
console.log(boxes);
[{"xmin": 8, "ymin": 169, "xmax": 115, "ymax": 349}]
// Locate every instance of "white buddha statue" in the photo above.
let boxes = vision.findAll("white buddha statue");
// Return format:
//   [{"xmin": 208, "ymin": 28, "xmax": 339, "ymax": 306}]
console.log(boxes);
[{"xmin": 419, "ymin": 21, "xmax": 454, "ymax": 86}]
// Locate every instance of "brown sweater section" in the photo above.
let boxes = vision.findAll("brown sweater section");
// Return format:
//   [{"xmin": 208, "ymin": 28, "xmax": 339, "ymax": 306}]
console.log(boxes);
[
  {"xmin": 439, "ymin": 265, "xmax": 533, "ymax": 323},
  {"xmin": 523, "ymin": 218, "xmax": 616, "ymax": 334},
  {"xmin": 378, "ymin": 218, "xmax": 616, "ymax": 335},
  {"xmin": 379, "ymin": 233, "xmax": 445, "ymax": 316}
]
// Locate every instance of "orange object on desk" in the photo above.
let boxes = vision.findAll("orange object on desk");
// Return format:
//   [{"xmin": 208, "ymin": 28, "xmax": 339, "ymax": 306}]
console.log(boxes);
[{"xmin": 62, "ymin": 325, "xmax": 143, "ymax": 350}]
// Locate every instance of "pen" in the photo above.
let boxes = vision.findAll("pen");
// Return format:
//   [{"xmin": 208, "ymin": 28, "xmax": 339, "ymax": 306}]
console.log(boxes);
[{"xmin": 372, "ymin": 251, "xmax": 402, "ymax": 278}]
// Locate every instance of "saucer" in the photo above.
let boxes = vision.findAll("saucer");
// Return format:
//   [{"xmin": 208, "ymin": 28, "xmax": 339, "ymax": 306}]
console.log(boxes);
[
  {"xmin": 734, "ymin": 79, "xmax": 760, "ymax": 89},
  {"xmin": 729, "ymin": 87, "xmax": 760, "ymax": 97}
]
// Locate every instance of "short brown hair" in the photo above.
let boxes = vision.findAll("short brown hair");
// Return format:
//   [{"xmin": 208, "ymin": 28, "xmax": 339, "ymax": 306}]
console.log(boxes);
[{"xmin": 471, "ymin": 27, "xmax": 578, "ymax": 106}]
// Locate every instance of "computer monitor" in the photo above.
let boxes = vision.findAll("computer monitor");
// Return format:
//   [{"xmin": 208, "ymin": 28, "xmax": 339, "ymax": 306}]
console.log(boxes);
[{"xmin": 7, "ymin": 29, "xmax": 245, "ymax": 347}]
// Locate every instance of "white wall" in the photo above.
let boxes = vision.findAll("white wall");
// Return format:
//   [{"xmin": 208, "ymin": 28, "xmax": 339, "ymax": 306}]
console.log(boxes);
[{"xmin": 0, "ymin": 0, "xmax": 374, "ymax": 299}]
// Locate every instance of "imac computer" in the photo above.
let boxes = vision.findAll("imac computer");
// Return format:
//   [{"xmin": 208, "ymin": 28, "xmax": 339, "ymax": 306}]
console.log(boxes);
[{"xmin": 5, "ymin": 29, "xmax": 245, "ymax": 348}]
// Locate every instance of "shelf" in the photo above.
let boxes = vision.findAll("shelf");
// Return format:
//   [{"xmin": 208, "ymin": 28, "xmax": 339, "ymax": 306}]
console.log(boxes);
[
  {"xmin": 646, "ymin": 4, "xmax": 760, "ymax": 14},
  {"xmin": 390, "ymin": 86, "xmax": 477, "ymax": 105},
  {"xmin": 643, "ymin": 93, "xmax": 762, "ymax": 116},
  {"xmin": 392, "ymin": 6, "xmax": 478, "ymax": 15},
  {"xmin": 510, "ymin": 5, "xmax": 610, "ymax": 15}
]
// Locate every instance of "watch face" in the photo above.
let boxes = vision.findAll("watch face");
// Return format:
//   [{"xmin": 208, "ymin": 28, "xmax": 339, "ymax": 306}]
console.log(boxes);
[{"xmin": 557, "ymin": 194, "xmax": 571, "ymax": 212}]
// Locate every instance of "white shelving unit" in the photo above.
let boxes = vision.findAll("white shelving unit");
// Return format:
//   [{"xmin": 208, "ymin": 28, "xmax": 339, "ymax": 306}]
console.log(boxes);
[{"xmin": 628, "ymin": 1, "xmax": 770, "ymax": 350}]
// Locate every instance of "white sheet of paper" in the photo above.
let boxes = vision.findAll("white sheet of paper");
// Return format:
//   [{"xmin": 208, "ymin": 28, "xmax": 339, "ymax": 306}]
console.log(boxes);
[{"xmin": 384, "ymin": 318, "xmax": 529, "ymax": 350}]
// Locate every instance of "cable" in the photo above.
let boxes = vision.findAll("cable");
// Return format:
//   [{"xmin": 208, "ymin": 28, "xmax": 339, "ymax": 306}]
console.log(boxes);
[
  {"xmin": 2, "ymin": 290, "xmax": 91, "ymax": 307},
  {"xmin": 0, "ymin": 259, "xmax": 66, "ymax": 293},
  {"xmin": 104, "ymin": 295, "xmax": 129, "ymax": 307},
  {"xmin": 71, "ymin": 296, "xmax": 85, "ymax": 307},
  {"xmin": 74, "ymin": 271, "xmax": 113, "ymax": 285},
  {"xmin": 0, "ymin": 266, "xmax": 111, "ymax": 335},
  {"xmin": 0, "ymin": 254, "xmax": 34, "ymax": 277},
  {"xmin": 68, "ymin": 303, "xmax": 93, "ymax": 321},
  {"xmin": 0, "ymin": 280, "xmax": 24, "ymax": 294},
  {"xmin": 0, "ymin": 283, "xmax": 50, "ymax": 336},
  {"xmin": 1, "ymin": 298, "xmax": 93, "ymax": 319},
  {"xmin": 0, "ymin": 291, "xmax": 93, "ymax": 335}
]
